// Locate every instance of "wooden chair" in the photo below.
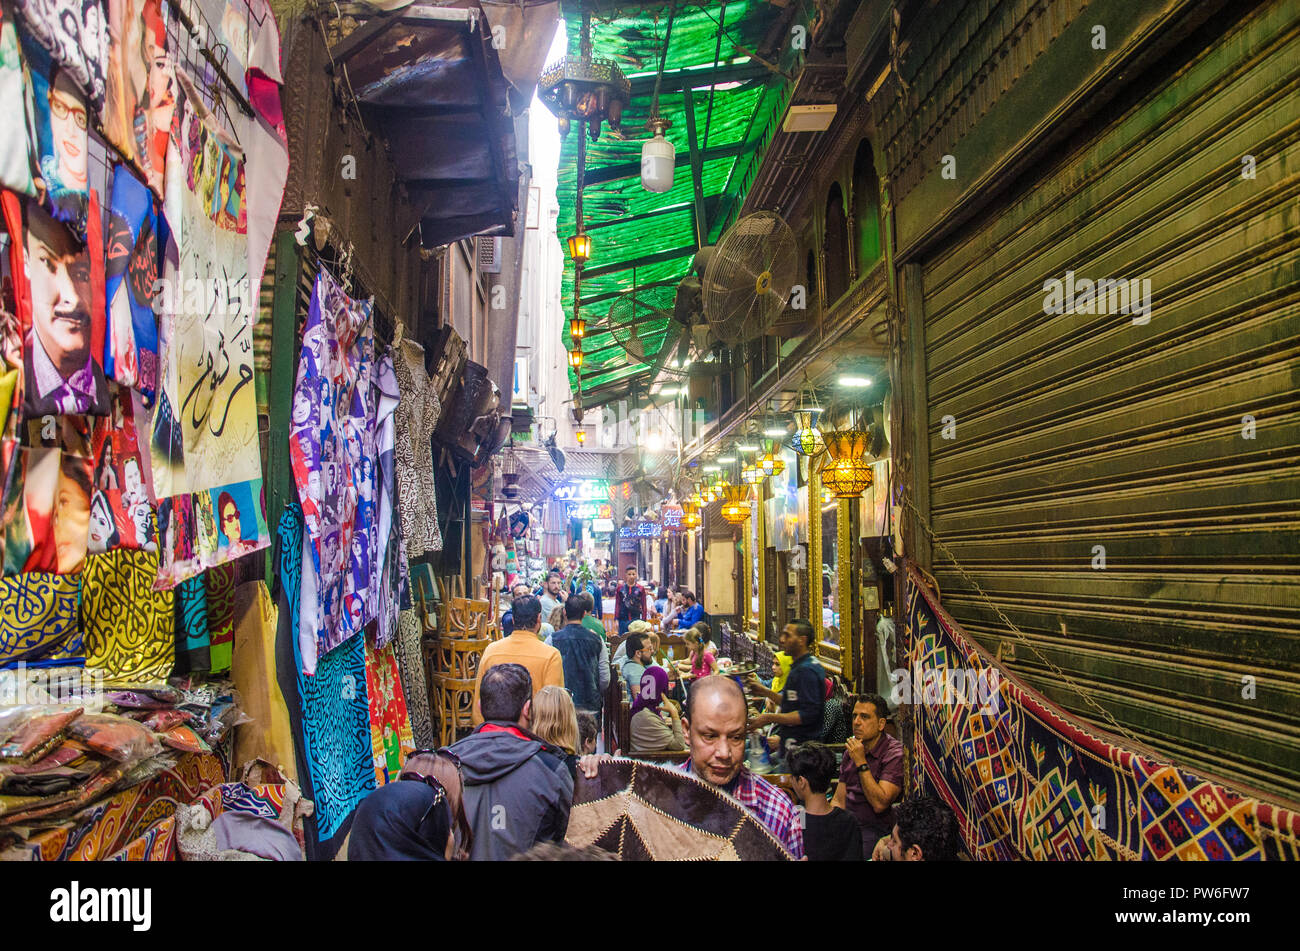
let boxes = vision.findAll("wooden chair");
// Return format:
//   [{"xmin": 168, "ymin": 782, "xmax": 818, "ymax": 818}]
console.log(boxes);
[
  {"xmin": 443, "ymin": 597, "xmax": 490, "ymax": 639},
  {"xmin": 430, "ymin": 673, "xmax": 477, "ymax": 746},
  {"xmin": 433, "ymin": 636, "xmax": 490, "ymax": 680}
]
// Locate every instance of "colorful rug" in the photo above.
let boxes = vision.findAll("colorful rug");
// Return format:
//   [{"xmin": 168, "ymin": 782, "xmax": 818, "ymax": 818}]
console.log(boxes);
[
  {"xmin": 274, "ymin": 503, "xmax": 374, "ymax": 860},
  {"xmin": 905, "ymin": 565, "xmax": 1300, "ymax": 861},
  {"xmin": 10, "ymin": 751, "xmax": 223, "ymax": 861}
]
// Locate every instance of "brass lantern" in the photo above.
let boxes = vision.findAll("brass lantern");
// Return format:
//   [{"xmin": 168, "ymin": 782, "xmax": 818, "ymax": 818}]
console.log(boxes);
[
  {"xmin": 569, "ymin": 316, "xmax": 587, "ymax": 339},
  {"xmin": 681, "ymin": 501, "xmax": 701, "ymax": 529},
  {"xmin": 720, "ymin": 486, "xmax": 752, "ymax": 524},
  {"xmin": 566, "ymin": 233, "xmax": 593, "ymax": 265},
  {"xmin": 568, "ymin": 347, "xmax": 584, "ymax": 369},
  {"xmin": 757, "ymin": 438, "xmax": 786, "ymax": 478},
  {"xmin": 788, "ymin": 410, "xmax": 825, "ymax": 457},
  {"xmin": 819, "ymin": 428, "xmax": 875, "ymax": 499}
]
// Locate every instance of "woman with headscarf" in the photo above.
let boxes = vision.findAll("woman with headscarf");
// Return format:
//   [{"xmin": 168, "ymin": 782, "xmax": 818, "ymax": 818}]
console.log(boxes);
[
  {"xmin": 347, "ymin": 751, "xmax": 469, "ymax": 861},
  {"xmin": 629, "ymin": 665, "xmax": 685, "ymax": 754}
]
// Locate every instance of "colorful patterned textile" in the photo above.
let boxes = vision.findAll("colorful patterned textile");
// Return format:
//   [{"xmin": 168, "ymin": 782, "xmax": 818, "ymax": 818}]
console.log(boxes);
[
  {"xmin": 1, "ymin": 192, "xmax": 108, "ymax": 418},
  {"xmin": 13, "ymin": 0, "xmax": 108, "ymax": 110},
  {"xmin": 89, "ymin": 383, "xmax": 158, "ymax": 553},
  {"xmin": 81, "ymin": 548, "xmax": 174, "ymax": 687},
  {"xmin": 147, "ymin": 71, "xmax": 262, "ymax": 588},
  {"xmin": 1, "ymin": 441, "xmax": 94, "ymax": 576},
  {"xmin": 570, "ymin": 759, "xmax": 793, "ymax": 861},
  {"xmin": 104, "ymin": 167, "xmax": 160, "ymax": 395},
  {"xmin": 105, "ymin": 814, "xmax": 177, "ymax": 861},
  {"xmin": 229, "ymin": 580, "xmax": 297, "ymax": 780},
  {"xmin": 206, "ymin": 562, "xmax": 236, "ymax": 673},
  {"xmin": 11, "ymin": 751, "xmax": 222, "ymax": 860},
  {"xmin": 102, "ymin": 0, "xmax": 173, "ymax": 197},
  {"xmin": 905, "ymin": 565, "xmax": 1300, "ymax": 861},
  {"xmin": 392, "ymin": 335, "xmax": 442, "ymax": 556},
  {"xmin": 0, "ymin": 10, "xmax": 36, "ymax": 197},
  {"xmin": 364, "ymin": 636, "xmax": 414, "ymax": 787},
  {"xmin": 0, "ymin": 573, "xmax": 80, "ymax": 668},
  {"xmin": 275, "ymin": 503, "xmax": 373, "ymax": 858},
  {"xmin": 18, "ymin": 32, "xmax": 89, "ymax": 228},
  {"xmin": 238, "ymin": 0, "xmax": 288, "ymax": 307},
  {"xmin": 173, "ymin": 574, "xmax": 211, "ymax": 674},
  {"xmin": 395, "ymin": 608, "xmax": 433, "ymax": 749},
  {"xmin": 290, "ymin": 267, "xmax": 376, "ymax": 672}
]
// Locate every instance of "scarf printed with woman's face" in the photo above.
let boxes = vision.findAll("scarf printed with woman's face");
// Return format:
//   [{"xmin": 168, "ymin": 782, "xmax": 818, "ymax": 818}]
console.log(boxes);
[
  {"xmin": 88, "ymin": 383, "xmax": 158, "ymax": 555},
  {"xmin": 104, "ymin": 166, "xmax": 159, "ymax": 397},
  {"xmin": 20, "ymin": 34, "xmax": 89, "ymax": 230},
  {"xmin": 0, "ymin": 9, "xmax": 37, "ymax": 197},
  {"xmin": 103, "ymin": 0, "xmax": 172, "ymax": 197},
  {"xmin": 12, "ymin": 0, "xmax": 108, "ymax": 111},
  {"xmin": 1, "ymin": 415, "xmax": 94, "ymax": 576}
]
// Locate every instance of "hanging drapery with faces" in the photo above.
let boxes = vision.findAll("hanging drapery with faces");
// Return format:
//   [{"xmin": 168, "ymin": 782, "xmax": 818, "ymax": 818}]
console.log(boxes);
[
  {"xmin": 104, "ymin": 165, "xmax": 159, "ymax": 397},
  {"xmin": 102, "ymin": 0, "xmax": 172, "ymax": 198},
  {"xmin": 17, "ymin": 31, "xmax": 90, "ymax": 231},
  {"xmin": 2, "ymin": 416, "xmax": 94, "ymax": 576},
  {"xmin": 1, "ymin": 192, "xmax": 109, "ymax": 419},
  {"xmin": 12, "ymin": 0, "xmax": 108, "ymax": 112},
  {"xmin": 88, "ymin": 382, "xmax": 158, "ymax": 554},
  {"xmin": 0, "ymin": 8, "xmax": 37, "ymax": 197},
  {"xmin": 149, "ymin": 70, "xmax": 265, "ymax": 589},
  {"xmin": 290, "ymin": 267, "xmax": 377, "ymax": 675}
]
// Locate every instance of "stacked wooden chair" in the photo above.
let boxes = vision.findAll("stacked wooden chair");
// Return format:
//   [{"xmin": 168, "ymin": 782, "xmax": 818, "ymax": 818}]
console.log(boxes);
[{"xmin": 427, "ymin": 595, "xmax": 492, "ymax": 746}]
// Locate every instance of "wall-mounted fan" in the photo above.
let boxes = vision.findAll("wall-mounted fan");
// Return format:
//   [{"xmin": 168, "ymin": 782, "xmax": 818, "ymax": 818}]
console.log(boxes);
[
  {"xmin": 605, "ymin": 282, "xmax": 678, "ymax": 368},
  {"xmin": 702, "ymin": 211, "xmax": 797, "ymax": 346}
]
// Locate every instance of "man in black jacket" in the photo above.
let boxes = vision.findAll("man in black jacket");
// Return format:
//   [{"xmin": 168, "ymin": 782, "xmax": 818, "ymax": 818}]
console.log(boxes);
[
  {"xmin": 552, "ymin": 594, "xmax": 609, "ymax": 725},
  {"xmin": 448, "ymin": 663, "xmax": 573, "ymax": 860}
]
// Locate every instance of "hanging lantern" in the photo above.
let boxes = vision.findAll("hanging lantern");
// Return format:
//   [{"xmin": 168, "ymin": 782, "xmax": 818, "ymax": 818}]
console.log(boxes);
[
  {"xmin": 538, "ymin": 9, "xmax": 630, "ymax": 142},
  {"xmin": 641, "ymin": 116, "xmax": 675, "ymax": 192},
  {"xmin": 758, "ymin": 438, "xmax": 786, "ymax": 478},
  {"xmin": 819, "ymin": 429, "xmax": 875, "ymax": 499},
  {"xmin": 681, "ymin": 502, "xmax": 701, "ymax": 529},
  {"xmin": 568, "ymin": 347, "xmax": 584, "ymax": 369},
  {"xmin": 566, "ymin": 233, "xmax": 593, "ymax": 265},
  {"xmin": 741, "ymin": 462, "xmax": 764, "ymax": 485},
  {"xmin": 569, "ymin": 316, "xmax": 587, "ymax": 339},
  {"xmin": 788, "ymin": 410, "xmax": 825, "ymax": 456},
  {"xmin": 720, "ymin": 486, "xmax": 752, "ymax": 524}
]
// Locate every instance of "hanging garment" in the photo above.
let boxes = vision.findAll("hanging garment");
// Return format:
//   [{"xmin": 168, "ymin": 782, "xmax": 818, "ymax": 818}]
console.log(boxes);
[
  {"xmin": 205, "ymin": 562, "xmax": 235, "ymax": 674},
  {"xmin": 1, "ymin": 192, "xmax": 109, "ymax": 418},
  {"xmin": 12, "ymin": 0, "xmax": 107, "ymax": 111},
  {"xmin": 19, "ymin": 32, "xmax": 89, "ymax": 229},
  {"xmin": 372, "ymin": 352, "xmax": 405, "ymax": 648},
  {"xmin": 0, "ymin": 9, "xmax": 36, "ymax": 196},
  {"xmin": 102, "ymin": 0, "xmax": 172, "ymax": 197},
  {"xmin": 81, "ymin": 548, "xmax": 175, "ymax": 688},
  {"xmin": 392, "ymin": 336, "xmax": 442, "ymax": 557},
  {"xmin": 103, "ymin": 166, "xmax": 160, "ymax": 396},
  {"xmin": 363, "ymin": 635, "xmax": 414, "ymax": 787},
  {"xmin": 394, "ymin": 608, "xmax": 433, "ymax": 749},
  {"xmin": 0, "ymin": 573, "xmax": 80, "ymax": 669},
  {"xmin": 229, "ymin": 580, "xmax": 297, "ymax": 782},
  {"xmin": 173, "ymin": 574, "xmax": 211, "ymax": 674},
  {"xmin": 275, "ymin": 502, "xmax": 373, "ymax": 859},
  {"xmin": 239, "ymin": 0, "xmax": 288, "ymax": 309},
  {"xmin": 290, "ymin": 266, "xmax": 375, "ymax": 671},
  {"xmin": 89, "ymin": 383, "xmax": 159, "ymax": 554}
]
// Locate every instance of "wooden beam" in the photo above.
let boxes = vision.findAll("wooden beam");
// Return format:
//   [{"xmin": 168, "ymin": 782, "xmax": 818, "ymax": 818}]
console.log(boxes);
[
  {"xmin": 580, "ymin": 244, "xmax": 696, "ymax": 278},
  {"xmin": 682, "ymin": 86, "xmax": 709, "ymax": 249}
]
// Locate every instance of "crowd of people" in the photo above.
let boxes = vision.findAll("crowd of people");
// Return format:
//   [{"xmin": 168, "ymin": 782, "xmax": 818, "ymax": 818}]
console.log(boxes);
[{"xmin": 346, "ymin": 560, "xmax": 960, "ymax": 862}]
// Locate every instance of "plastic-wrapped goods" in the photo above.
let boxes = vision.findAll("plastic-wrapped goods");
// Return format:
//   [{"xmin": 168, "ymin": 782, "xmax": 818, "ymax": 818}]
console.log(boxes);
[
  {"xmin": 156, "ymin": 724, "xmax": 209, "ymax": 753},
  {"xmin": 0, "ymin": 705, "xmax": 83, "ymax": 763},
  {"xmin": 67, "ymin": 712, "xmax": 162, "ymax": 763}
]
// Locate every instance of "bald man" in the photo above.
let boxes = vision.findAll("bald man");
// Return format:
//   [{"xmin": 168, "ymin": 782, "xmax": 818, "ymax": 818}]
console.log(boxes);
[{"xmin": 580, "ymin": 675, "xmax": 803, "ymax": 858}]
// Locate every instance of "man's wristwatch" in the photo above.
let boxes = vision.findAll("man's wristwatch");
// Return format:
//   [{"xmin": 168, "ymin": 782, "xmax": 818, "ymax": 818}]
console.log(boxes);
[{"xmin": 856, "ymin": 763, "xmax": 871, "ymax": 774}]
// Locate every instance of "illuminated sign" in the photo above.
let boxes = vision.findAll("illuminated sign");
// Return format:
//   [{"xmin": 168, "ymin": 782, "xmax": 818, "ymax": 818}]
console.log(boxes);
[
  {"xmin": 618, "ymin": 521, "xmax": 663, "ymax": 539},
  {"xmin": 554, "ymin": 480, "xmax": 610, "ymax": 501},
  {"xmin": 661, "ymin": 505, "xmax": 683, "ymax": 530},
  {"xmin": 569, "ymin": 503, "xmax": 613, "ymax": 520},
  {"xmin": 592, "ymin": 518, "xmax": 615, "ymax": 532}
]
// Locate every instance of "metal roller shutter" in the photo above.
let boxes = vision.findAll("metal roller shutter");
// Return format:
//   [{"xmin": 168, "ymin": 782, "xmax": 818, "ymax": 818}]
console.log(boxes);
[{"xmin": 920, "ymin": 1, "xmax": 1300, "ymax": 802}]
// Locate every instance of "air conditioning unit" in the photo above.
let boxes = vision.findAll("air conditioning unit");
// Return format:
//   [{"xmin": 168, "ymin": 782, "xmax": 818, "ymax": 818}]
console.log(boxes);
[
  {"xmin": 782, "ymin": 103, "xmax": 837, "ymax": 133},
  {"xmin": 476, "ymin": 235, "xmax": 502, "ymax": 273}
]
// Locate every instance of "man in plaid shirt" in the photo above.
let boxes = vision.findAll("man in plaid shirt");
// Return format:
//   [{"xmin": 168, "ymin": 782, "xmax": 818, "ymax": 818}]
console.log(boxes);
[{"xmin": 677, "ymin": 676, "xmax": 804, "ymax": 858}]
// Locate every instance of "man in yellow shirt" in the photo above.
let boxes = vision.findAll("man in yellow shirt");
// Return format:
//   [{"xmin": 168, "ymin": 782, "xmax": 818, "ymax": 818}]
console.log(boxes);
[{"xmin": 473, "ymin": 595, "xmax": 565, "ymax": 726}]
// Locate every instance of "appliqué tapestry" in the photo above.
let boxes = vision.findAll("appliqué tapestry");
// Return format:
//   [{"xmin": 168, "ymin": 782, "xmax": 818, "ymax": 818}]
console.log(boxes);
[{"xmin": 905, "ymin": 566, "xmax": 1300, "ymax": 861}]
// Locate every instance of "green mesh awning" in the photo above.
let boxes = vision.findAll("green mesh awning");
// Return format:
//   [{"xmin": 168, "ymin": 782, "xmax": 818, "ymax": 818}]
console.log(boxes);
[{"xmin": 555, "ymin": 1, "xmax": 794, "ymax": 403}]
